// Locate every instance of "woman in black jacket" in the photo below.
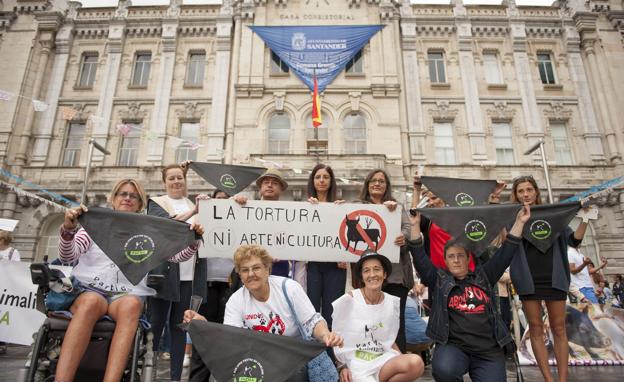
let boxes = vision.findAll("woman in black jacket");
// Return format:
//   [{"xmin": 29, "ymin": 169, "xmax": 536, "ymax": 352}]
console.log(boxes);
[{"xmin": 407, "ymin": 204, "xmax": 529, "ymax": 382}]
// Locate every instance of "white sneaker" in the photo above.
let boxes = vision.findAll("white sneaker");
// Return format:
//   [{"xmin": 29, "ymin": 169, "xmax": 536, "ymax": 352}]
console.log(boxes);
[{"xmin": 183, "ymin": 354, "xmax": 191, "ymax": 367}]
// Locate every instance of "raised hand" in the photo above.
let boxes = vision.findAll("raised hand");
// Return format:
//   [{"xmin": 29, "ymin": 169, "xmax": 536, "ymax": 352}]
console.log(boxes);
[{"xmin": 63, "ymin": 205, "xmax": 88, "ymax": 230}]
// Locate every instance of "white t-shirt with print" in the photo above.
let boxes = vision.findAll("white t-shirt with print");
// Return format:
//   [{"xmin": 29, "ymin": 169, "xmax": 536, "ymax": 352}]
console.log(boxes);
[
  {"xmin": 0, "ymin": 247, "xmax": 20, "ymax": 261},
  {"xmin": 568, "ymin": 246, "xmax": 594, "ymax": 289},
  {"xmin": 224, "ymin": 276, "xmax": 316, "ymax": 338},
  {"xmin": 166, "ymin": 196, "xmax": 195, "ymax": 281}
]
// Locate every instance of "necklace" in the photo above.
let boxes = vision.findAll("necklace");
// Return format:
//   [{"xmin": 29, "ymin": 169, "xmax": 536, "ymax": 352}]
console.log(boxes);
[{"xmin": 361, "ymin": 288, "xmax": 383, "ymax": 305}]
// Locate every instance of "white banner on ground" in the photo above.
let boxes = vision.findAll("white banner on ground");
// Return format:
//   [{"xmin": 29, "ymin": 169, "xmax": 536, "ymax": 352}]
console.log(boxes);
[
  {"xmin": 198, "ymin": 199, "xmax": 402, "ymax": 263},
  {"xmin": 0, "ymin": 262, "xmax": 71, "ymax": 346}
]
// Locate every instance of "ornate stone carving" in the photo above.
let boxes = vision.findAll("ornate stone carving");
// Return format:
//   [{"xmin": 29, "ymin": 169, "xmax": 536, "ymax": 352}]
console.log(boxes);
[
  {"xmin": 119, "ymin": 102, "xmax": 147, "ymax": 121},
  {"xmin": 429, "ymin": 101, "xmax": 458, "ymax": 122},
  {"xmin": 114, "ymin": 0, "xmax": 131, "ymax": 19},
  {"xmin": 273, "ymin": 92, "xmax": 285, "ymax": 112},
  {"xmin": 175, "ymin": 102, "xmax": 204, "ymax": 120},
  {"xmin": 544, "ymin": 101, "xmax": 573, "ymax": 121},
  {"xmin": 349, "ymin": 92, "xmax": 361, "ymax": 112},
  {"xmin": 167, "ymin": 0, "xmax": 182, "ymax": 17},
  {"xmin": 487, "ymin": 101, "xmax": 516, "ymax": 121}
]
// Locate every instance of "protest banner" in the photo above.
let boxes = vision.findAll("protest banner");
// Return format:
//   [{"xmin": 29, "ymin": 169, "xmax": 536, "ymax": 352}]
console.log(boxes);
[
  {"xmin": 198, "ymin": 200, "xmax": 402, "ymax": 263},
  {"xmin": 0, "ymin": 262, "xmax": 70, "ymax": 346}
]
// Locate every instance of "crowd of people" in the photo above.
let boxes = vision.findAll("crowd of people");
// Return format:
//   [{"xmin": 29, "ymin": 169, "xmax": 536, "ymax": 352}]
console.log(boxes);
[{"xmin": 4, "ymin": 160, "xmax": 622, "ymax": 382}]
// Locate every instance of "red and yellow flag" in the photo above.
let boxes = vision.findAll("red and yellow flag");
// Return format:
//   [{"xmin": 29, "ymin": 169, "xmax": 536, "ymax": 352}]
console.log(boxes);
[{"xmin": 312, "ymin": 74, "xmax": 322, "ymax": 128}]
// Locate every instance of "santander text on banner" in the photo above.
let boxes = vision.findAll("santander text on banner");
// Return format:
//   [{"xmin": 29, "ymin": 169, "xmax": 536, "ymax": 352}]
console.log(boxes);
[{"xmin": 197, "ymin": 199, "xmax": 402, "ymax": 263}]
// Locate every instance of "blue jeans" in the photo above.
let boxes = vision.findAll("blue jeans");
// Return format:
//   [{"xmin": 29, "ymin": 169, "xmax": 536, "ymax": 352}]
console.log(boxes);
[
  {"xmin": 405, "ymin": 297, "xmax": 431, "ymax": 345},
  {"xmin": 432, "ymin": 343, "xmax": 506, "ymax": 382},
  {"xmin": 306, "ymin": 262, "xmax": 346, "ymax": 328},
  {"xmin": 580, "ymin": 286, "xmax": 599, "ymax": 304}
]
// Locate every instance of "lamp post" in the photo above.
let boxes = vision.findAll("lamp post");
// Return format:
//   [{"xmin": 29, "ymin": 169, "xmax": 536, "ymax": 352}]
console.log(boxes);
[
  {"xmin": 523, "ymin": 139, "xmax": 554, "ymax": 204},
  {"xmin": 80, "ymin": 138, "xmax": 111, "ymax": 205}
]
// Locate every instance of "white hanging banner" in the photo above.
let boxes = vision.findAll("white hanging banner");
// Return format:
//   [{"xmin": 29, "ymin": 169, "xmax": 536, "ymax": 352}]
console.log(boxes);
[{"xmin": 197, "ymin": 199, "xmax": 402, "ymax": 263}]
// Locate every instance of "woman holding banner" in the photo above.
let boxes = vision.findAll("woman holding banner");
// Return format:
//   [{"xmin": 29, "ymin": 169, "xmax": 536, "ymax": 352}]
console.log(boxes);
[
  {"xmin": 147, "ymin": 164, "xmax": 208, "ymax": 382},
  {"xmin": 184, "ymin": 244, "xmax": 344, "ymax": 381},
  {"xmin": 306, "ymin": 164, "xmax": 346, "ymax": 328},
  {"xmin": 358, "ymin": 169, "xmax": 413, "ymax": 353},
  {"xmin": 55, "ymin": 178, "xmax": 204, "ymax": 382},
  {"xmin": 332, "ymin": 250, "xmax": 424, "ymax": 382},
  {"xmin": 510, "ymin": 176, "xmax": 589, "ymax": 382}
]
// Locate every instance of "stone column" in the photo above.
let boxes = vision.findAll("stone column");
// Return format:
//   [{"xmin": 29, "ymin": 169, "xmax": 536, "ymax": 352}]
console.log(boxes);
[
  {"xmin": 92, "ymin": 19, "xmax": 126, "ymax": 164},
  {"xmin": 206, "ymin": 15, "xmax": 233, "ymax": 162},
  {"xmin": 147, "ymin": 18, "xmax": 178, "ymax": 164},
  {"xmin": 455, "ymin": 3, "xmax": 486, "ymax": 161},
  {"xmin": 225, "ymin": 8, "xmax": 247, "ymax": 164},
  {"xmin": 31, "ymin": 24, "xmax": 75, "ymax": 165}
]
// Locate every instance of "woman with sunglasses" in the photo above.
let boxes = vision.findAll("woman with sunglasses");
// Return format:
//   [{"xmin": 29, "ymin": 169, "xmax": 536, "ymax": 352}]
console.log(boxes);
[
  {"xmin": 55, "ymin": 178, "xmax": 203, "ymax": 382},
  {"xmin": 306, "ymin": 164, "xmax": 346, "ymax": 328},
  {"xmin": 147, "ymin": 163, "xmax": 209, "ymax": 382},
  {"xmin": 509, "ymin": 176, "xmax": 589, "ymax": 382},
  {"xmin": 357, "ymin": 169, "xmax": 413, "ymax": 353}
]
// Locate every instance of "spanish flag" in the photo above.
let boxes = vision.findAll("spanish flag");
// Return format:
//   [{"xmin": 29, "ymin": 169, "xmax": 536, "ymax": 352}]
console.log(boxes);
[{"xmin": 312, "ymin": 74, "xmax": 322, "ymax": 128}]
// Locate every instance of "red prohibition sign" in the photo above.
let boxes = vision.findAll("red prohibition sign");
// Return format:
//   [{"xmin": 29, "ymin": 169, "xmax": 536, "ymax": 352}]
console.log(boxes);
[{"xmin": 338, "ymin": 210, "xmax": 388, "ymax": 256}]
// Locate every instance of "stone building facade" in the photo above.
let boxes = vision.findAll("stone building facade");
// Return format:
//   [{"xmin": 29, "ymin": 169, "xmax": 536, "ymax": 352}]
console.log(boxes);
[{"xmin": 0, "ymin": 0, "xmax": 622, "ymax": 275}]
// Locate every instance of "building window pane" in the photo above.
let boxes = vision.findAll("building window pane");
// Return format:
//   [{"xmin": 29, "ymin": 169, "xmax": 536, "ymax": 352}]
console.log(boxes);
[
  {"xmin": 550, "ymin": 122, "xmax": 573, "ymax": 165},
  {"xmin": 492, "ymin": 122, "xmax": 514, "ymax": 164},
  {"xmin": 537, "ymin": 53, "xmax": 556, "ymax": 85},
  {"xmin": 343, "ymin": 113, "xmax": 366, "ymax": 154},
  {"xmin": 268, "ymin": 114, "xmax": 290, "ymax": 154},
  {"xmin": 345, "ymin": 49, "xmax": 363, "ymax": 73},
  {"xmin": 428, "ymin": 52, "xmax": 446, "ymax": 83},
  {"xmin": 176, "ymin": 122, "xmax": 200, "ymax": 163},
  {"xmin": 132, "ymin": 53, "xmax": 151, "ymax": 86},
  {"xmin": 62, "ymin": 122, "xmax": 86, "ymax": 166},
  {"xmin": 78, "ymin": 54, "xmax": 98, "ymax": 87},
  {"xmin": 305, "ymin": 112, "xmax": 329, "ymax": 155},
  {"xmin": 483, "ymin": 52, "xmax": 503, "ymax": 84},
  {"xmin": 433, "ymin": 122, "xmax": 455, "ymax": 165},
  {"xmin": 185, "ymin": 52, "xmax": 205, "ymax": 86},
  {"xmin": 118, "ymin": 124, "xmax": 141, "ymax": 166},
  {"xmin": 270, "ymin": 51, "xmax": 289, "ymax": 74}
]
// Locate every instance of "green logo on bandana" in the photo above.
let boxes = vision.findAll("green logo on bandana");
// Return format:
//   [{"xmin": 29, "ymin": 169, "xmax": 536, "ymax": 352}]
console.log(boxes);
[
  {"xmin": 455, "ymin": 193, "xmax": 475, "ymax": 207},
  {"xmin": 124, "ymin": 235, "xmax": 155, "ymax": 263},
  {"xmin": 233, "ymin": 358, "xmax": 264, "ymax": 382},
  {"xmin": 220, "ymin": 174, "xmax": 237, "ymax": 189},
  {"xmin": 530, "ymin": 220, "xmax": 552, "ymax": 240},
  {"xmin": 465, "ymin": 220, "xmax": 487, "ymax": 242}
]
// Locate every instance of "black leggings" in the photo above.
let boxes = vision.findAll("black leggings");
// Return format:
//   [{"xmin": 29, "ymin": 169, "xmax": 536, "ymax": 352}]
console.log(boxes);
[{"xmin": 149, "ymin": 281, "xmax": 192, "ymax": 381}]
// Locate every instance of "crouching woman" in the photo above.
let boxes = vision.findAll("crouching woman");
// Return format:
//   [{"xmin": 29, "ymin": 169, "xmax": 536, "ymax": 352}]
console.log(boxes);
[{"xmin": 407, "ymin": 204, "xmax": 530, "ymax": 382}]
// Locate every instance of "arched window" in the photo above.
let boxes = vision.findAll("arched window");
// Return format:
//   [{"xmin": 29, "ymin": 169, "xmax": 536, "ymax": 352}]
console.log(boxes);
[
  {"xmin": 36, "ymin": 214, "xmax": 65, "ymax": 263},
  {"xmin": 343, "ymin": 113, "xmax": 367, "ymax": 154},
  {"xmin": 268, "ymin": 114, "xmax": 291, "ymax": 154},
  {"xmin": 305, "ymin": 111, "xmax": 329, "ymax": 155}
]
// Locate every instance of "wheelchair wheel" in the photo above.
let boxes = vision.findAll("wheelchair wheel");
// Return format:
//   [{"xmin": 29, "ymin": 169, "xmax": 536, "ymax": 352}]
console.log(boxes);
[{"xmin": 26, "ymin": 323, "xmax": 52, "ymax": 382}]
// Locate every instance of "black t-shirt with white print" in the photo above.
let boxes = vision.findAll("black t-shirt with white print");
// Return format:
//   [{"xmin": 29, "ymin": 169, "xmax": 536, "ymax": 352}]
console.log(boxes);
[{"xmin": 447, "ymin": 278, "xmax": 501, "ymax": 357}]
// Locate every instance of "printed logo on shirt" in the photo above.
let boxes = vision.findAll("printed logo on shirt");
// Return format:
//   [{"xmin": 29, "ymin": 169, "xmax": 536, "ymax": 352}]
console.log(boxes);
[
  {"xmin": 464, "ymin": 220, "xmax": 487, "ymax": 242},
  {"xmin": 123, "ymin": 234, "xmax": 155, "ymax": 263},
  {"xmin": 455, "ymin": 192, "xmax": 475, "ymax": 207},
  {"xmin": 355, "ymin": 322, "xmax": 385, "ymax": 361},
  {"xmin": 220, "ymin": 173, "xmax": 237, "ymax": 189},
  {"xmin": 232, "ymin": 358, "xmax": 264, "ymax": 382},
  {"xmin": 530, "ymin": 220, "xmax": 552, "ymax": 240},
  {"xmin": 248, "ymin": 312, "xmax": 286, "ymax": 335},
  {"xmin": 448, "ymin": 285, "xmax": 490, "ymax": 314}
]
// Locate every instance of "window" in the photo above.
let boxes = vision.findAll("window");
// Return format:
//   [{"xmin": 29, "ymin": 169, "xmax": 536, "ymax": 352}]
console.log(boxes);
[
  {"xmin": 343, "ymin": 113, "xmax": 366, "ymax": 154},
  {"xmin": 345, "ymin": 49, "xmax": 363, "ymax": 74},
  {"xmin": 270, "ymin": 51, "xmax": 289, "ymax": 74},
  {"xmin": 118, "ymin": 123, "xmax": 141, "ymax": 166},
  {"xmin": 185, "ymin": 52, "xmax": 205, "ymax": 86},
  {"xmin": 176, "ymin": 122, "xmax": 200, "ymax": 162},
  {"xmin": 268, "ymin": 114, "xmax": 290, "ymax": 154},
  {"xmin": 550, "ymin": 122, "xmax": 573, "ymax": 165},
  {"xmin": 492, "ymin": 122, "xmax": 514, "ymax": 164},
  {"xmin": 433, "ymin": 122, "xmax": 455, "ymax": 165},
  {"xmin": 78, "ymin": 53, "xmax": 98, "ymax": 87},
  {"xmin": 483, "ymin": 52, "xmax": 503, "ymax": 84},
  {"xmin": 62, "ymin": 122, "xmax": 86, "ymax": 166},
  {"xmin": 428, "ymin": 52, "xmax": 446, "ymax": 83},
  {"xmin": 537, "ymin": 53, "xmax": 556, "ymax": 85},
  {"xmin": 131, "ymin": 53, "xmax": 151, "ymax": 86},
  {"xmin": 305, "ymin": 112, "xmax": 329, "ymax": 155}
]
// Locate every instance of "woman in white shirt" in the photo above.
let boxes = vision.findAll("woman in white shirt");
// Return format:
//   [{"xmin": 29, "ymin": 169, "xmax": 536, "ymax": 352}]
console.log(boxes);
[
  {"xmin": 332, "ymin": 252, "xmax": 424, "ymax": 382},
  {"xmin": 147, "ymin": 163, "xmax": 208, "ymax": 382},
  {"xmin": 185, "ymin": 244, "xmax": 344, "ymax": 381}
]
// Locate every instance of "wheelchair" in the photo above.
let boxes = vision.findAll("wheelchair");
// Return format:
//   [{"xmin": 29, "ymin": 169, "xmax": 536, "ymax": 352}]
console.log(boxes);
[{"xmin": 18, "ymin": 259, "xmax": 157, "ymax": 382}]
